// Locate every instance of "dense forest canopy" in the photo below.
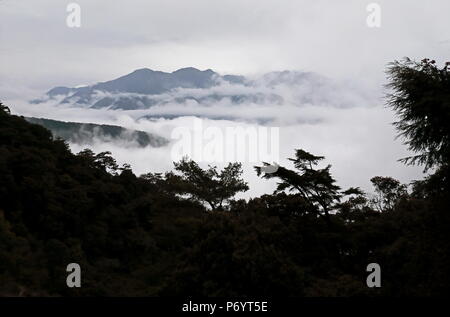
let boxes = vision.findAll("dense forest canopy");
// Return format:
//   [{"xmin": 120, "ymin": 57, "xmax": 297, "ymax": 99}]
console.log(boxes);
[{"xmin": 0, "ymin": 58, "xmax": 449, "ymax": 296}]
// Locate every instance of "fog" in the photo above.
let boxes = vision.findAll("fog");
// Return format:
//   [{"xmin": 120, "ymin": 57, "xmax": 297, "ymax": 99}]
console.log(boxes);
[
  {"xmin": 3, "ymin": 0, "xmax": 442, "ymax": 198},
  {"xmin": 8, "ymin": 74, "xmax": 425, "ymax": 199}
]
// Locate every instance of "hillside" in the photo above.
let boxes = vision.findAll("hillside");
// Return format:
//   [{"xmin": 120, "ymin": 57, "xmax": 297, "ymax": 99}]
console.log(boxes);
[
  {"xmin": 0, "ymin": 105, "xmax": 203, "ymax": 296},
  {"xmin": 25, "ymin": 117, "xmax": 168, "ymax": 148},
  {"xmin": 1, "ymin": 95, "xmax": 450, "ymax": 296}
]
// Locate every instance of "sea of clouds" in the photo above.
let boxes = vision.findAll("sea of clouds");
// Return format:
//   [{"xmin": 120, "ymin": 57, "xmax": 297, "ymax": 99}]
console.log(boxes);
[{"xmin": 6, "ymin": 74, "xmax": 425, "ymax": 199}]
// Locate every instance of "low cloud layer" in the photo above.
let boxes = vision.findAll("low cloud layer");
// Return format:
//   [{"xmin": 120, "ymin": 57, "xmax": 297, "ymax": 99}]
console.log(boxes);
[
  {"xmin": 7, "ymin": 71, "xmax": 425, "ymax": 199},
  {"xmin": 29, "ymin": 69, "xmax": 381, "ymax": 125}
]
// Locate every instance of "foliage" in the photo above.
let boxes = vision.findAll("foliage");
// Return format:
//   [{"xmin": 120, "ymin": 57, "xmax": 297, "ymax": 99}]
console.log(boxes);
[
  {"xmin": 370, "ymin": 176, "xmax": 408, "ymax": 212},
  {"xmin": 255, "ymin": 149, "xmax": 359, "ymax": 224},
  {"xmin": 1, "ymin": 56, "xmax": 450, "ymax": 297},
  {"xmin": 164, "ymin": 157, "xmax": 249, "ymax": 211},
  {"xmin": 386, "ymin": 58, "xmax": 450, "ymax": 170}
]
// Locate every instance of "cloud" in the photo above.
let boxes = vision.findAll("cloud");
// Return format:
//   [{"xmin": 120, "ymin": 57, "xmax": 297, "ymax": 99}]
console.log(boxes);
[
  {"xmin": 28, "ymin": 70, "xmax": 380, "ymax": 125},
  {"xmin": 1, "ymin": 0, "xmax": 437, "ymax": 198},
  {"xmin": 6, "ymin": 79, "xmax": 425, "ymax": 200}
]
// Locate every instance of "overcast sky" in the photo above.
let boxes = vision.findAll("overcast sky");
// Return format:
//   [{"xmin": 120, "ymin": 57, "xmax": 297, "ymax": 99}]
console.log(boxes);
[
  {"xmin": 1, "ymin": 0, "xmax": 448, "ymax": 197},
  {"xmin": 1, "ymin": 0, "xmax": 449, "ymax": 98}
]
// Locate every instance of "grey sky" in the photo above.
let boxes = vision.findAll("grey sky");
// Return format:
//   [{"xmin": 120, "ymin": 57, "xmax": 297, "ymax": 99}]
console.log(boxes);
[
  {"xmin": 0, "ymin": 0, "xmax": 447, "ymax": 196},
  {"xmin": 1, "ymin": 0, "xmax": 449, "ymax": 98}
]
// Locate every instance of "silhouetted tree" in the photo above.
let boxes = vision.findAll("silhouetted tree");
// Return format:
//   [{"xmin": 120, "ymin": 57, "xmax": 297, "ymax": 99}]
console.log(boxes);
[
  {"xmin": 166, "ymin": 157, "xmax": 249, "ymax": 210},
  {"xmin": 256, "ymin": 149, "xmax": 343, "ymax": 223},
  {"xmin": 370, "ymin": 176, "xmax": 408, "ymax": 212},
  {"xmin": 386, "ymin": 58, "xmax": 450, "ymax": 170},
  {"xmin": 0, "ymin": 101, "xmax": 11, "ymax": 115},
  {"xmin": 2, "ymin": 54, "xmax": 450, "ymax": 299}
]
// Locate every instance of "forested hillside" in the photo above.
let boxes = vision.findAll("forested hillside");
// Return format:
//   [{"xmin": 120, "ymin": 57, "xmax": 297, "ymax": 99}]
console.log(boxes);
[
  {"xmin": 25, "ymin": 117, "xmax": 168, "ymax": 148},
  {"xmin": 0, "ymin": 59, "xmax": 449, "ymax": 296}
]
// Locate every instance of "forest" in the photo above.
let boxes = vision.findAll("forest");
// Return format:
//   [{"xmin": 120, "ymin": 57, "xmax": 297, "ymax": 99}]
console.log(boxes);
[{"xmin": 0, "ymin": 58, "xmax": 449, "ymax": 296}]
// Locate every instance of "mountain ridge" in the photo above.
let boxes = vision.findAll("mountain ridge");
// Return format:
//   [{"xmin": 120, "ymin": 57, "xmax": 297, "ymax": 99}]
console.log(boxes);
[
  {"xmin": 25, "ymin": 117, "xmax": 168, "ymax": 148},
  {"xmin": 33, "ymin": 67, "xmax": 251, "ymax": 109},
  {"xmin": 31, "ymin": 67, "xmax": 346, "ymax": 113}
]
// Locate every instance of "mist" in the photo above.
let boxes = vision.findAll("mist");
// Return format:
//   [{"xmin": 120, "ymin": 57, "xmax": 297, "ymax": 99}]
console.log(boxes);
[{"xmin": 7, "ymin": 73, "xmax": 425, "ymax": 199}]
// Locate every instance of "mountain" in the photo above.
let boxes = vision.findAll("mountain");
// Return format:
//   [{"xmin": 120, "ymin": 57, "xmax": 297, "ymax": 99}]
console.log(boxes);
[
  {"xmin": 25, "ymin": 117, "xmax": 168, "ymax": 148},
  {"xmin": 31, "ymin": 67, "xmax": 304, "ymax": 110},
  {"xmin": 31, "ymin": 67, "xmax": 368, "ymax": 117},
  {"xmin": 32, "ymin": 67, "xmax": 249, "ymax": 110}
]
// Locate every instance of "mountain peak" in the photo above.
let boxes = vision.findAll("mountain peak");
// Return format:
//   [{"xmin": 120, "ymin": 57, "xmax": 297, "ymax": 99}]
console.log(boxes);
[
  {"xmin": 173, "ymin": 67, "xmax": 216, "ymax": 74},
  {"xmin": 131, "ymin": 68, "xmax": 154, "ymax": 74},
  {"xmin": 173, "ymin": 67, "xmax": 199, "ymax": 73}
]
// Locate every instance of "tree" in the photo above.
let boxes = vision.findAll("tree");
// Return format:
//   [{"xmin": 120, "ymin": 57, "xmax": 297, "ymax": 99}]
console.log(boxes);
[
  {"xmin": 77, "ymin": 149, "xmax": 119, "ymax": 174},
  {"xmin": 166, "ymin": 157, "xmax": 249, "ymax": 211},
  {"xmin": 94, "ymin": 151, "xmax": 119, "ymax": 174},
  {"xmin": 0, "ymin": 102, "xmax": 11, "ymax": 115},
  {"xmin": 386, "ymin": 58, "xmax": 450, "ymax": 170},
  {"xmin": 370, "ymin": 176, "xmax": 407, "ymax": 212},
  {"xmin": 255, "ymin": 149, "xmax": 345, "ymax": 223},
  {"xmin": 2, "ymin": 100, "xmax": 450, "ymax": 296}
]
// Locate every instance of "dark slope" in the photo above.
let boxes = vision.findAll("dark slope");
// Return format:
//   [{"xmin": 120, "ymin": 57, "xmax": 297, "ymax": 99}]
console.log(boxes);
[
  {"xmin": 25, "ymin": 117, "xmax": 168, "ymax": 148},
  {"xmin": 0, "ymin": 106, "xmax": 204, "ymax": 296},
  {"xmin": 1, "ymin": 103, "xmax": 449, "ymax": 296}
]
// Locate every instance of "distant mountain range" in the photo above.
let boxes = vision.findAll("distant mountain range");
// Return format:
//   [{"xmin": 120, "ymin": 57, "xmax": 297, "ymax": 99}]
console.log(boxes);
[
  {"xmin": 31, "ymin": 67, "xmax": 328, "ymax": 111},
  {"xmin": 26, "ymin": 117, "xmax": 168, "ymax": 148},
  {"xmin": 32, "ymin": 67, "xmax": 252, "ymax": 110}
]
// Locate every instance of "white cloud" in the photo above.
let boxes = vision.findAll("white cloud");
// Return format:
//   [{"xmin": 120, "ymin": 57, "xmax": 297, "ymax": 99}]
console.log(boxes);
[
  {"xmin": 1, "ymin": 0, "xmax": 436, "ymax": 198},
  {"xmin": 7, "ymin": 87, "xmax": 425, "ymax": 200}
]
